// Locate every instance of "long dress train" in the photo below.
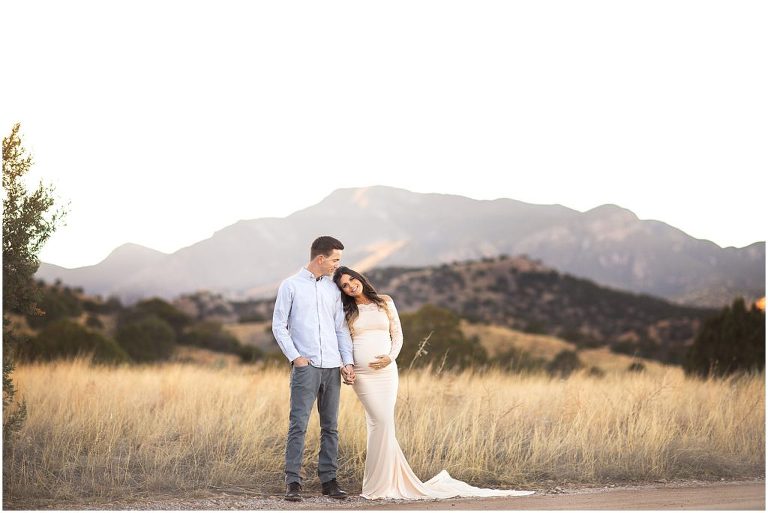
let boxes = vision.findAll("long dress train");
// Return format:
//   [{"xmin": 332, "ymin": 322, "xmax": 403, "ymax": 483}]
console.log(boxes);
[{"xmin": 351, "ymin": 299, "xmax": 534, "ymax": 500}]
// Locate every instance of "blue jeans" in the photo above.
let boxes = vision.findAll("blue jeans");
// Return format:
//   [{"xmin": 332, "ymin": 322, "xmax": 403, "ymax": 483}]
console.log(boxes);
[{"xmin": 285, "ymin": 365, "xmax": 341, "ymax": 485}]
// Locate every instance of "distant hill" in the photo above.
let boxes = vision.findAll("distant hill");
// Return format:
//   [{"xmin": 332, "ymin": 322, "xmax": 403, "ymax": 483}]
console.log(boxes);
[
  {"xmin": 36, "ymin": 186, "xmax": 765, "ymax": 307},
  {"xmin": 38, "ymin": 243, "xmax": 168, "ymax": 302},
  {"xmin": 460, "ymin": 321, "xmax": 672, "ymax": 376},
  {"xmin": 229, "ymin": 255, "xmax": 718, "ymax": 365}
]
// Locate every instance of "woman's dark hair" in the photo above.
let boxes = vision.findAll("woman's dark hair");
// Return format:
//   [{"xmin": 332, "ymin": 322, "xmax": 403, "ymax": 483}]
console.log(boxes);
[{"xmin": 333, "ymin": 266, "xmax": 389, "ymax": 329}]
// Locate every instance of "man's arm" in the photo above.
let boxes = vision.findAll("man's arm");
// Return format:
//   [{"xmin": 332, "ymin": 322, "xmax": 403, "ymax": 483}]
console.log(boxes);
[{"xmin": 272, "ymin": 281, "xmax": 301, "ymax": 363}]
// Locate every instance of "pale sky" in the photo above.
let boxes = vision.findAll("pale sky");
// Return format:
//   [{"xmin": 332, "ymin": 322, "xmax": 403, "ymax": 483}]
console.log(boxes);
[{"xmin": 2, "ymin": 1, "xmax": 766, "ymax": 269}]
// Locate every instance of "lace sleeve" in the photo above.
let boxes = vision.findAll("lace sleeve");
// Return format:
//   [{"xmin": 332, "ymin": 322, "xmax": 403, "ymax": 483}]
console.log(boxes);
[{"xmin": 386, "ymin": 298, "xmax": 403, "ymax": 360}]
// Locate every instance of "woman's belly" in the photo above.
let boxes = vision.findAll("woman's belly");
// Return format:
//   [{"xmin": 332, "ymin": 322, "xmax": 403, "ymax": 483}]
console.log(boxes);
[{"xmin": 353, "ymin": 331, "xmax": 393, "ymax": 374}]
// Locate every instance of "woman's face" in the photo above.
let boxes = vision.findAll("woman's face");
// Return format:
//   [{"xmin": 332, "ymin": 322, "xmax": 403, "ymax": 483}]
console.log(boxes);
[{"xmin": 338, "ymin": 274, "xmax": 365, "ymax": 298}]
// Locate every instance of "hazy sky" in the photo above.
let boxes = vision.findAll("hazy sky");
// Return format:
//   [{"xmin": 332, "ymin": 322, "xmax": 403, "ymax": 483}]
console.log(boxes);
[{"xmin": 2, "ymin": 1, "xmax": 765, "ymax": 269}]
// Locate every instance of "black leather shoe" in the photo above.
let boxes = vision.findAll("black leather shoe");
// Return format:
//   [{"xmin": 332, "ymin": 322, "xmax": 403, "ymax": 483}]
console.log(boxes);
[
  {"xmin": 285, "ymin": 482, "xmax": 302, "ymax": 502},
  {"xmin": 321, "ymin": 478, "xmax": 348, "ymax": 499}
]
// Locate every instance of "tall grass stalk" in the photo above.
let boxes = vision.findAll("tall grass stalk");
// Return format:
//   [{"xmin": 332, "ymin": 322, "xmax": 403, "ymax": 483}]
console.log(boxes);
[{"xmin": 3, "ymin": 358, "xmax": 763, "ymax": 502}]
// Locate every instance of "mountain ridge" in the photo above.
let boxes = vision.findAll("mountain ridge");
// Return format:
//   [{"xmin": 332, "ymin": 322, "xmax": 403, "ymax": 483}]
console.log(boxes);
[{"xmin": 36, "ymin": 186, "xmax": 765, "ymax": 306}]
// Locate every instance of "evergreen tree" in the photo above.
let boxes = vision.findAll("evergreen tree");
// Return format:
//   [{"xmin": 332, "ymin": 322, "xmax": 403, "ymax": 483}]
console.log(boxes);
[
  {"xmin": 3, "ymin": 123, "xmax": 65, "ymax": 444},
  {"xmin": 684, "ymin": 298, "xmax": 765, "ymax": 377}
]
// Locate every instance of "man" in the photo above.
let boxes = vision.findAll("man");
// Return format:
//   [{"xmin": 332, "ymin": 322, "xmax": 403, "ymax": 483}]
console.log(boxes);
[{"xmin": 272, "ymin": 236, "xmax": 356, "ymax": 502}]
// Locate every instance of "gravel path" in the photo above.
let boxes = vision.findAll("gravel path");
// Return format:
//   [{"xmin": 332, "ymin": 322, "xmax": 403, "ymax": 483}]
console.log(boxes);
[{"xmin": 5, "ymin": 479, "xmax": 764, "ymax": 510}]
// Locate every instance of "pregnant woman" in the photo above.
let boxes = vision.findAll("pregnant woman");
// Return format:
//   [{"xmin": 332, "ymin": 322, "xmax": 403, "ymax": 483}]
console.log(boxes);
[{"xmin": 332, "ymin": 266, "xmax": 533, "ymax": 500}]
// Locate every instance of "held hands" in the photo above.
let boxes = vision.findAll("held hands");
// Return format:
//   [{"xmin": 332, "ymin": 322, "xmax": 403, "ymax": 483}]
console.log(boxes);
[
  {"xmin": 341, "ymin": 364, "xmax": 356, "ymax": 385},
  {"xmin": 369, "ymin": 355, "xmax": 392, "ymax": 370}
]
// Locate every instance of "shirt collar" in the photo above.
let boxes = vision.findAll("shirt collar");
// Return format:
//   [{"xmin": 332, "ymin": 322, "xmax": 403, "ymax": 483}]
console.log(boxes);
[{"xmin": 300, "ymin": 267, "xmax": 325, "ymax": 281}]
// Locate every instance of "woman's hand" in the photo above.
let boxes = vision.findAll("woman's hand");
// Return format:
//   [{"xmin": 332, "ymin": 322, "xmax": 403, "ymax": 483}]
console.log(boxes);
[
  {"xmin": 369, "ymin": 355, "xmax": 392, "ymax": 370},
  {"xmin": 341, "ymin": 364, "xmax": 356, "ymax": 385}
]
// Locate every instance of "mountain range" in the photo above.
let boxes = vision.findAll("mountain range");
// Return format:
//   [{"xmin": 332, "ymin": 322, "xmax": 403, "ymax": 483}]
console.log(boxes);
[{"xmin": 36, "ymin": 186, "xmax": 765, "ymax": 306}]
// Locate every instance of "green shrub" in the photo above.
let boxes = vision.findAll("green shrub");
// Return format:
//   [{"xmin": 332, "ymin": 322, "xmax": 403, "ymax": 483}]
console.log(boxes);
[
  {"xmin": 25, "ymin": 284, "xmax": 83, "ymax": 329},
  {"xmin": 82, "ymin": 296, "xmax": 124, "ymax": 315},
  {"xmin": 546, "ymin": 349, "xmax": 583, "ymax": 378},
  {"xmin": 588, "ymin": 366, "xmax": 606, "ymax": 378},
  {"xmin": 237, "ymin": 345, "xmax": 264, "ymax": 363},
  {"xmin": 399, "ymin": 304, "xmax": 488, "ymax": 370},
  {"xmin": 180, "ymin": 322, "xmax": 241, "ymax": 353},
  {"xmin": 116, "ymin": 315, "xmax": 176, "ymax": 362},
  {"xmin": 119, "ymin": 298, "xmax": 191, "ymax": 337},
  {"xmin": 179, "ymin": 322, "xmax": 263, "ymax": 363},
  {"xmin": 494, "ymin": 346, "xmax": 546, "ymax": 373},
  {"xmin": 20, "ymin": 319, "xmax": 129, "ymax": 363}
]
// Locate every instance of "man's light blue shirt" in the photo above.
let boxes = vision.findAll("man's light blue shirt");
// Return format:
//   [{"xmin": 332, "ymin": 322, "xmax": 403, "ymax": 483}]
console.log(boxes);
[{"xmin": 272, "ymin": 267, "xmax": 354, "ymax": 368}]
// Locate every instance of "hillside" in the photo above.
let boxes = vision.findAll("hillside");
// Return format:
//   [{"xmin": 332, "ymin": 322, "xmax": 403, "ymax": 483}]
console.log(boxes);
[
  {"xmin": 231, "ymin": 255, "xmax": 717, "ymax": 364},
  {"xmin": 37, "ymin": 186, "xmax": 765, "ymax": 307},
  {"xmin": 460, "ymin": 321, "xmax": 670, "ymax": 375},
  {"xmin": 366, "ymin": 256, "xmax": 715, "ymax": 363}
]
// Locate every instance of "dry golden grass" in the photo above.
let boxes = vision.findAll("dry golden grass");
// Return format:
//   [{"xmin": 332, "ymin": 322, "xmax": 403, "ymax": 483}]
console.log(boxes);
[
  {"xmin": 170, "ymin": 346, "xmax": 242, "ymax": 367},
  {"xmin": 461, "ymin": 320, "xmax": 574, "ymax": 359},
  {"xmin": 3, "ymin": 359, "xmax": 763, "ymax": 504}
]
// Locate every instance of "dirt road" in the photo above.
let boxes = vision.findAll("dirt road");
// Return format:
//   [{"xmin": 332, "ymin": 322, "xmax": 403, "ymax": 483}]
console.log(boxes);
[
  {"xmin": 361, "ymin": 482, "xmax": 765, "ymax": 510},
  {"xmin": 7, "ymin": 480, "xmax": 764, "ymax": 510}
]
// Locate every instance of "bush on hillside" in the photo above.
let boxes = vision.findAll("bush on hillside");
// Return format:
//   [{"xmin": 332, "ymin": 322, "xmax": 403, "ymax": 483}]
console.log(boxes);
[
  {"xmin": 237, "ymin": 345, "xmax": 265, "ymax": 363},
  {"xmin": 25, "ymin": 283, "xmax": 83, "ymax": 328},
  {"xmin": 180, "ymin": 322, "xmax": 240, "ymax": 353},
  {"xmin": 179, "ymin": 321, "xmax": 265, "ymax": 363},
  {"xmin": 19, "ymin": 319, "xmax": 129, "ymax": 364},
  {"xmin": 399, "ymin": 304, "xmax": 488, "ymax": 370},
  {"xmin": 82, "ymin": 295, "xmax": 124, "ymax": 315},
  {"xmin": 118, "ymin": 298, "xmax": 191, "ymax": 337},
  {"xmin": 547, "ymin": 349, "xmax": 583, "ymax": 378},
  {"xmin": 116, "ymin": 315, "xmax": 176, "ymax": 363},
  {"xmin": 494, "ymin": 346, "xmax": 546, "ymax": 373},
  {"xmin": 588, "ymin": 366, "xmax": 606, "ymax": 378}
]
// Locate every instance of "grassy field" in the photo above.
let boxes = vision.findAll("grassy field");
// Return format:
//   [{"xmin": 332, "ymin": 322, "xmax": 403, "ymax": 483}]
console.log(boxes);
[{"xmin": 3, "ymin": 358, "xmax": 764, "ymax": 505}]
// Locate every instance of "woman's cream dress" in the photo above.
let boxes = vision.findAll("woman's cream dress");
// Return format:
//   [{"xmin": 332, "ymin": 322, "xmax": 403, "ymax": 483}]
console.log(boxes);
[{"xmin": 351, "ymin": 298, "xmax": 534, "ymax": 500}]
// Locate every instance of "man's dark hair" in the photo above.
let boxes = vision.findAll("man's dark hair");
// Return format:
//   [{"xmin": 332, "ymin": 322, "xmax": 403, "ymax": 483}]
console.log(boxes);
[{"xmin": 310, "ymin": 236, "xmax": 344, "ymax": 260}]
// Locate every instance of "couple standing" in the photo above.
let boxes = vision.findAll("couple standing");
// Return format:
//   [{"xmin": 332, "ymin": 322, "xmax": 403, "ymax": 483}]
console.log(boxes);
[{"xmin": 272, "ymin": 236, "xmax": 533, "ymax": 501}]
